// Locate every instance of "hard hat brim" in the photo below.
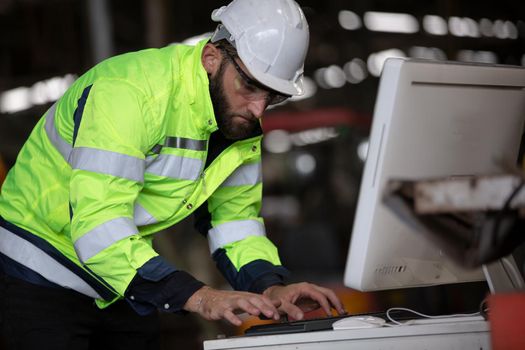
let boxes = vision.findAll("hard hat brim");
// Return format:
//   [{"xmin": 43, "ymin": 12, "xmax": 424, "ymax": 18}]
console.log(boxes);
[{"xmin": 247, "ymin": 67, "xmax": 304, "ymax": 96}]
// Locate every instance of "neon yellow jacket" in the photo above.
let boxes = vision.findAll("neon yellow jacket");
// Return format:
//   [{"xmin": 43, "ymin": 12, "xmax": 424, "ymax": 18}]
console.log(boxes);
[{"xmin": 0, "ymin": 39, "xmax": 286, "ymax": 310}]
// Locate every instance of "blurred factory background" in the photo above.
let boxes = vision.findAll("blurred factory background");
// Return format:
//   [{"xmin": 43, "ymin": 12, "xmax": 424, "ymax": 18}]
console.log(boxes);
[{"xmin": 1, "ymin": 0, "xmax": 524, "ymax": 348}]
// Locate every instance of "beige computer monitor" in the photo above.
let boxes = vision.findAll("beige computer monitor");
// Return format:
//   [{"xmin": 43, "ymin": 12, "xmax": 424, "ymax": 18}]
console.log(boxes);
[{"xmin": 345, "ymin": 58, "xmax": 525, "ymax": 291}]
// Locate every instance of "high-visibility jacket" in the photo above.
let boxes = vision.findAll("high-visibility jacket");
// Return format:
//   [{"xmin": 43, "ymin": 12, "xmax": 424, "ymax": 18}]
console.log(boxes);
[{"xmin": 0, "ymin": 39, "xmax": 286, "ymax": 310}]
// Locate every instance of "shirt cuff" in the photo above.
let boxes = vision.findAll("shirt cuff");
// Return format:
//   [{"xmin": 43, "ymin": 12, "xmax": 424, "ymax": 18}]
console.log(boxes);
[
  {"xmin": 125, "ymin": 257, "xmax": 205, "ymax": 315},
  {"xmin": 248, "ymin": 272, "xmax": 285, "ymax": 294}
]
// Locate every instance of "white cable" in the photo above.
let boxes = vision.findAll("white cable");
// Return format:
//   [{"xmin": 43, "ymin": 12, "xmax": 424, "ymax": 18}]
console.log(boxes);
[{"xmin": 385, "ymin": 307, "xmax": 481, "ymax": 326}]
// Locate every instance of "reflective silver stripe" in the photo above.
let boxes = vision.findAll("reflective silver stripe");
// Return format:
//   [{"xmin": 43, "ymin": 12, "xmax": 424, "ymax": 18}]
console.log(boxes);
[
  {"xmin": 74, "ymin": 217, "xmax": 138, "ymax": 263},
  {"xmin": 207, "ymin": 220, "xmax": 266, "ymax": 253},
  {"xmin": 70, "ymin": 147, "xmax": 145, "ymax": 183},
  {"xmin": 134, "ymin": 203, "xmax": 158, "ymax": 226},
  {"xmin": 221, "ymin": 162, "xmax": 262, "ymax": 187},
  {"xmin": 0, "ymin": 226, "xmax": 101, "ymax": 299},
  {"xmin": 164, "ymin": 137, "xmax": 207, "ymax": 151},
  {"xmin": 146, "ymin": 154, "xmax": 203, "ymax": 181},
  {"xmin": 145, "ymin": 154, "xmax": 157, "ymax": 168},
  {"xmin": 44, "ymin": 102, "xmax": 72, "ymax": 161}
]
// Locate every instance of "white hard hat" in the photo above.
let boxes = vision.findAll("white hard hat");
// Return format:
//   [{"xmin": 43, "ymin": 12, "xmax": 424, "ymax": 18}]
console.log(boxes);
[{"xmin": 210, "ymin": 0, "xmax": 309, "ymax": 96}]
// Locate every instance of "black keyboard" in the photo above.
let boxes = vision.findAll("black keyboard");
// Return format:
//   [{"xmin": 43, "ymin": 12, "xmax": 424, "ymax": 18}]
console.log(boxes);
[{"xmin": 244, "ymin": 310, "xmax": 420, "ymax": 336}]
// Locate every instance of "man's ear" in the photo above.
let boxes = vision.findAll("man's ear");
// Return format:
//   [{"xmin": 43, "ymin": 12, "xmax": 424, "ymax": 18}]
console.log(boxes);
[{"xmin": 202, "ymin": 43, "xmax": 222, "ymax": 75}]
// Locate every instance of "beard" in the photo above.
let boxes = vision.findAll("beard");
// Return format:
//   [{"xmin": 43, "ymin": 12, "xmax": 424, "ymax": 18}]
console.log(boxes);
[{"xmin": 209, "ymin": 61, "xmax": 259, "ymax": 140}]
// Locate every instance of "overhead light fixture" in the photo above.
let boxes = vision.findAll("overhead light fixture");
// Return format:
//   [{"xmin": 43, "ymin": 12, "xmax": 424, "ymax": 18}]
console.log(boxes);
[
  {"xmin": 294, "ymin": 153, "xmax": 316, "ymax": 176},
  {"xmin": 479, "ymin": 18, "xmax": 494, "ymax": 37},
  {"xmin": 324, "ymin": 65, "xmax": 346, "ymax": 89},
  {"xmin": 409, "ymin": 46, "xmax": 447, "ymax": 61},
  {"xmin": 357, "ymin": 139, "xmax": 369, "ymax": 162},
  {"xmin": 0, "ymin": 74, "xmax": 76, "ymax": 114},
  {"xmin": 448, "ymin": 17, "xmax": 480, "ymax": 37},
  {"xmin": 457, "ymin": 50, "xmax": 498, "ymax": 64},
  {"xmin": 290, "ymin": 127, "xmax": 339, "ymax": 147},
  {"xmin": 423, "ymin": 15, "xmax": 448, "ymax": 35},
  {"xmin": 314, "ymin": 66, "xmax": 346, "ymax": 89},
  {"xmin": 364, "ymin": 12, "xmax": 419, "ymax": 34},
  {"xmin": 338, "ymin": 10, "xmax": 362, "ymax": 30},
  {"xmin": 493, "ymin": 20, "xmax": 518, "ymax": 39},
  {"xmin": 263, "ymin": 130, "xmax": 292, "ymax": 154},
  {"xmin": 344, "ymin": 58, "xmax": 368, "ymax": 84}
]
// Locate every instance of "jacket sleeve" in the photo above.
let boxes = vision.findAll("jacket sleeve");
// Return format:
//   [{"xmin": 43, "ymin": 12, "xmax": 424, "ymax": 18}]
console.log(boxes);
[
  {"xmin": 69, "ymin": 79, "xmax": 202, "ymax": 310},
  {"xmin": 124, "ymin": 256, "xmax": 204, "ymax": 315},
  {"xmin": 196, "ymin": 141, "xmax": 289, "ymax": 293}
]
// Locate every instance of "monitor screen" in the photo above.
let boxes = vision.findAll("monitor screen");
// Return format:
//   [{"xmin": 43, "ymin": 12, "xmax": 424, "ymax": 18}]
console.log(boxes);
[{"xmin": 344, "ymin": 58, "xmax": 525, "ymax": 291}]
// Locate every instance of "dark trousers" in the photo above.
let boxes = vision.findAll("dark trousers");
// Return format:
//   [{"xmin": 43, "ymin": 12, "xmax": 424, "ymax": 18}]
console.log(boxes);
[{"xmin": 0, "ymin": 272, "xmax": 160, "ymax": 350}]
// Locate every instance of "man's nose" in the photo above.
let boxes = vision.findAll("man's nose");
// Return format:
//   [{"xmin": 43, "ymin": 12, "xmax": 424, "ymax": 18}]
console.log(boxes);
[{"xmin": 248, "ymin": 98, "xmax": 267, "ymax": 119}]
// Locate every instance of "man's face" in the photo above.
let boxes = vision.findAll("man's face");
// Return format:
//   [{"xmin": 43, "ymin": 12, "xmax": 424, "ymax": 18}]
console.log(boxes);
[
  {"xmin": 202, "ymin": 43, "xmax": 291, "ymax": 140},
  {"xmin": 209, "ymin": 58, "xmax": 262, "ymax": 140}
]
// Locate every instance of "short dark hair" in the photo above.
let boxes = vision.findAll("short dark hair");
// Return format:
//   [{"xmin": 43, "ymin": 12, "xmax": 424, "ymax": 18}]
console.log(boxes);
[{"xmin": 212, "ymin": 39, "xmax": 238, "ymax": 58}]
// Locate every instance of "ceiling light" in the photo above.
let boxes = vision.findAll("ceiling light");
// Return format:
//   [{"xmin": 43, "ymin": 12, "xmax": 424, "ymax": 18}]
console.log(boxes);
[{"xmin": 364, "ymin": 12, "xmax": 419, "ymax": 34}]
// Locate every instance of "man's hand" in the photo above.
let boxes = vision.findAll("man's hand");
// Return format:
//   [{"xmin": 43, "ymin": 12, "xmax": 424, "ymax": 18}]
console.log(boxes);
[
  {"xmin": 263, "ymin": 283, "xmax": 347, "ymax": 320},
  {"xmin": 183, "ymin": 286, "xmax": 281, "ymax": 326}
]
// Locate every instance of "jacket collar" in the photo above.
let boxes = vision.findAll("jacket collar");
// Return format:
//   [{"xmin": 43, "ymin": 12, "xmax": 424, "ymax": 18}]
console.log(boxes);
[{"xmin": 177, "ymin": 39, "xmax": 217, "ymax": 135}]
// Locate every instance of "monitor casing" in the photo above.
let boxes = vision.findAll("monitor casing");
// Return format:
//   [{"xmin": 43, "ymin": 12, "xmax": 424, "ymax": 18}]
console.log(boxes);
[{"xmin": 344, "ymin": 58, "xmax": 525, "ymax": 291}]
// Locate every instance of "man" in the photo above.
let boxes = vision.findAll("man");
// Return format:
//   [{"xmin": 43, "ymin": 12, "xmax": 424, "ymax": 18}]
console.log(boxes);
[{"xmin": 0, "ymin": 0, "xmax": 346, "ymax": 348}]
